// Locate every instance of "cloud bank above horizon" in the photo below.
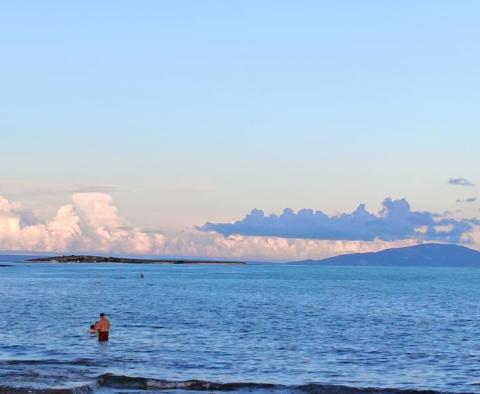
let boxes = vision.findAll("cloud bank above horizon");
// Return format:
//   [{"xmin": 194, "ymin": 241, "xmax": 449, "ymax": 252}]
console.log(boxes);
[
  {"xmin": 0, "ymin": 193, "xmax": 166, "ymax": 254},
  {"xmin": 0, "ymin": 193, "xmax": 479, "ymax": 261},
  {"xmin": 201, "ymin": 198, "xmax": 474, "ymax": 243}
]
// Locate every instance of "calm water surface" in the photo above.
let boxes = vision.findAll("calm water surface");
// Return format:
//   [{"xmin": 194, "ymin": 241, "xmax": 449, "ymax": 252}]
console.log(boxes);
[{"xmin": 1, "ymin": 262, "xmax": 480, "ymax": 393}]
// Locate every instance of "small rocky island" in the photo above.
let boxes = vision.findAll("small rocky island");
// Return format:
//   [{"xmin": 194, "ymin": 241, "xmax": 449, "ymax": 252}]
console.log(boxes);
[{"xmin": 27, "ymin": 255, "xmax": 245, "ymax": 265}]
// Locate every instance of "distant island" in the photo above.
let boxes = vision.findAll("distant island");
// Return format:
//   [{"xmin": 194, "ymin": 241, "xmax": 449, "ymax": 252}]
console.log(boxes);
[
  {"xmin": 292, "ymin": 243, "xmax": 480, "ymax": 267},
  {"xmin": 26, "ymin": 255, "xmax": 245, "ymax": 265}
]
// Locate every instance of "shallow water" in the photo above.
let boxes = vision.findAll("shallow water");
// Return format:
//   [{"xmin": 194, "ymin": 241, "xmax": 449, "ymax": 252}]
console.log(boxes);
[{"xmin": 1, "ymin": 262, "xmax": 480, "ymax": 393}]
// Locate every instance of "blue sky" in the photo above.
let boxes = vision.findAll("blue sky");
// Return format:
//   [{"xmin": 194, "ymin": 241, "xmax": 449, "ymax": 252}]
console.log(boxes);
[{"xmin": 0, "ymin": 1, "xmax": 479, "ymax": 257}]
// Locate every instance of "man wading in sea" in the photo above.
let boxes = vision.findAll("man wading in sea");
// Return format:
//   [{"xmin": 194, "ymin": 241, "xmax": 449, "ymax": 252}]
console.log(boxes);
[{"xmin": 96, "ymin": 313, "xmax": 110, "ymax": 342}]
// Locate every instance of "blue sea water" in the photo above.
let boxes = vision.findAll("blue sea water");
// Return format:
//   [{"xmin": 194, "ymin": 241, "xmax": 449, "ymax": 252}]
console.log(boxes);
[{"xmin": 1, "ymin": 262, "xmax": 480, "ymax": 393}]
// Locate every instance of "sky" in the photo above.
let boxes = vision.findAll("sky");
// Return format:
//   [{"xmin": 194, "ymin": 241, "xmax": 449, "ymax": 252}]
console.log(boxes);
[{"xmin": 0, "ymin": 1, "xmax": 479, "ymax": 259}]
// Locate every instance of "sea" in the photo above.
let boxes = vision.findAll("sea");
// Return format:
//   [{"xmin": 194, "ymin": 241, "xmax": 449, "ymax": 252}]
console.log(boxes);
[{"xmin": 1, "ymin": 261, "xmax": 480, "ymax": 393}]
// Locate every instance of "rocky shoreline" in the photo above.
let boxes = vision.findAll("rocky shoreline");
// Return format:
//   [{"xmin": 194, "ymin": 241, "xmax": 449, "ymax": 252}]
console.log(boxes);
[{"xmin": 26, "ymin": 255, "xmax": 245, "ymax": 265}]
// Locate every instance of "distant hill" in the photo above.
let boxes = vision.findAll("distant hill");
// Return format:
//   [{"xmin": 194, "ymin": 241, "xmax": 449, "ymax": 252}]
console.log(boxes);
[{"xmin": 293, "ymin": 243, "xmax": 480, "ymax": 267}]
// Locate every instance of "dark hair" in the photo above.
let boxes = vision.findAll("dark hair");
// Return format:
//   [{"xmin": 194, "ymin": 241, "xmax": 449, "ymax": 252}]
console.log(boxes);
[
  {"xmin": 100, "ymin": 313, "xmax": 105, "ymax": 317},
  {"xmin": 90, "ymin": 324, "xmax": 95, "ymax": 329}
]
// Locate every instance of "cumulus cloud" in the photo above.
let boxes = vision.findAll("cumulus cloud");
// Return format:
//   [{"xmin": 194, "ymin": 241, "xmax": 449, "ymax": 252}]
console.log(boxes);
[
  {"xmin": 448, "ymin": 178, "xmax": 474, "ymax": 187},
  {"xmin": 1, "ymin": 193, "xmax": 480, "ymax": 261},
  {"xmin": 457, "ymin": 197, "xmax": 477, "ymax": 203},
  {"xmin": 0, "ymin": 193, "xmax": 424, "ymax": 260},
  {"xmin": 201, "ymin": 198, "xmax": 473, "ymax": 243},
  {"xmin": 0, "ymin": 193, "xmax": 165, "ymax": 254}
]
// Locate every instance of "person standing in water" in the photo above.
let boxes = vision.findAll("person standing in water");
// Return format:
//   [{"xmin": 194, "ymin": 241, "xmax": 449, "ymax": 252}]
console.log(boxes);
[{"xmin": 97, "ymin": 313, "xmax": 110, "ymax": 342}]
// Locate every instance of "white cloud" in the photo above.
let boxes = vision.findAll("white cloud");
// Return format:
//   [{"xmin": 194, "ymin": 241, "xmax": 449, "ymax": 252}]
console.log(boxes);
[
  {"xmin": 0, "ymin": 193, "xmax": 479, "ymax": 261},
  {"xmin": 461, "ymin": 224, "xmax": 480, "ymax": 247},
  {"xmin": 415, "ymin": 225, "xmax": 428, "ymax": 234},
  {"xmin": 162, "ymin": 230, "xmax": 419, "ymax": 261},
  {"xmin": 0, "ymin": 193, "xmax": 165, "ymax": 254},
  {"xmin": 433, "ymin": 224, "xmax": 455, "ymax": 233}
]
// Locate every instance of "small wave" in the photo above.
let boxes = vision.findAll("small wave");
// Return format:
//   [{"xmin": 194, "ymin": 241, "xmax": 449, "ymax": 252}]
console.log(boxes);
[
  {"xmin": 97, "ymin": 373, "xmax": 450, "ymax": 393},
  {"xmin": 0, "ymin": 385, "xmax": 91, "ymax": 394},
  {"xmin": 98, "ymin": 373, "xmax": 276, "ymax": 390},
  {"xmin": 0, "ymin": 372, "xmax": 459, "ymax": 393}
]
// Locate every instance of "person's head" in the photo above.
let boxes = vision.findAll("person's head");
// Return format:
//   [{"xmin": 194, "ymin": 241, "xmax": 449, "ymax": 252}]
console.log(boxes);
[
  {"xmin": 100, "ymin": 313, "xmax": 106, "ymax": 319},
  {"xmin": 90, "ymin": 324, "xmax": 95, "ymax": 330}
]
